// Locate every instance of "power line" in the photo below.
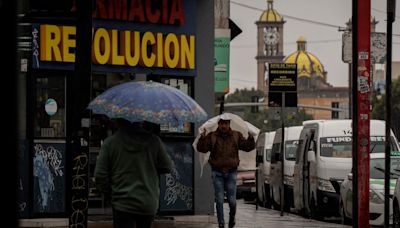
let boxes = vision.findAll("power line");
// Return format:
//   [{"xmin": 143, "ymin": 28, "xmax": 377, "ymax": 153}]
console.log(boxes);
[
  {"xmin": 372, "ymin": 7, "xmax": 400, "ymax": 20},
  {"xmin": 231, "ymin": 1, "xmax": 343, "ymax": 29},
  {"xmin": 231, "ymin": 78, "xmax": 256, "ymax": 84},
  {"xmin": 231, "ymin": 39, "xmax": 342, "ymax": 48},
  {"xmin": 231, "ymin": 1, "xmax": 400, "ymax": 36},
  {"xmin": 232, "ymin": 40, "xmax": 400, "ymax": 48}
]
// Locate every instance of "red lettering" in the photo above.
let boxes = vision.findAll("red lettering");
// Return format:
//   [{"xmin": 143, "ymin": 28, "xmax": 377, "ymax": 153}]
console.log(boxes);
[
  {"xmin": 108, "ymin": 0, "xmax": 115, "ymax": 19},
  {"xmin": 93, "ymin": 0, "xmax": 186, "ymax": 26},
  {"xmin": 95, "ymin": 0, "xmax": 108, "ymax": 19},
  {"xmin": 129, "ymin": 0, "xmax": 145, "ymax": 22},
  {"xmin": 146, "ymin": 0, "xmax": 160, "ymax": 24},
  {"xmin": 169, "ymin": 0, "xmax": 184, "ymax": 25},
  {"xmin": 121, "ymin": 0, "xmax": 128, "ymax": 20},
  {"xmin": 162, "ymin": 0, "xmax": 168, "ymax": 24},
  {"xmin": 114, "ymin": 0, "xmax": 128, "ymax": 20}
]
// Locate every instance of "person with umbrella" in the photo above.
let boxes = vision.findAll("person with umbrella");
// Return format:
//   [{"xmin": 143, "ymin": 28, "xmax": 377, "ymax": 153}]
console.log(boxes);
[
  {"xmin": 196, "ymin": 113, "xmax": 256, "ymax": 228},
  {"xmin": 94, "ymin": 118, "xmax": 172, "ymax": 228}
]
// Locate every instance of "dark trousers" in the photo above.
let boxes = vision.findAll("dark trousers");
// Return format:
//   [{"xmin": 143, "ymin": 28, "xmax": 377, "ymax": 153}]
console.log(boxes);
[{"xmin": 113, "ymin": 209, "xmax": 154, "ymax": 228}]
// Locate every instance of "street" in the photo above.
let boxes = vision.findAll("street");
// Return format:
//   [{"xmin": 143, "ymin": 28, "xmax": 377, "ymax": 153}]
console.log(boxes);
[{"xmin": 88, "ymin": 199, "xmax": 349, "ymax": 228}]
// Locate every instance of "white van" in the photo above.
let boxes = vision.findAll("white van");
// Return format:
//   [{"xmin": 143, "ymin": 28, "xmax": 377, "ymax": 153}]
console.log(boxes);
[
  {"xmin": 255, "ymin": 131, "xmax": 275, "ymax": 208},
  {"xmin": 293, "ymin": 119, "xmax": 400, "ymax": 219},
  {"xmin": 269, "ymin": 126, "xmax": 303, "ymax": 210}
]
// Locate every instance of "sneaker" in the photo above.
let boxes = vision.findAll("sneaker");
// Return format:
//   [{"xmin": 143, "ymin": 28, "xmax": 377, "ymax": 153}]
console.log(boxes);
[
  {"xmin": 228, "ymin": 216, "xmax": 235, "ymax": 228},
  {"xmin": 219, "ymin": 224, "xmax": 224, "ymax": 228}
]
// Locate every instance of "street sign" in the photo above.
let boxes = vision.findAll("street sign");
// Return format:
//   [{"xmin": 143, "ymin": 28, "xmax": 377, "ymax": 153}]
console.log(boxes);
[
  {"xmin": 229, "ymin": 19, "xmax": 242, "ymax": 41},
  {"xmin": 268, "ymin": 63, "xmax": 297, "ymax": 107}
]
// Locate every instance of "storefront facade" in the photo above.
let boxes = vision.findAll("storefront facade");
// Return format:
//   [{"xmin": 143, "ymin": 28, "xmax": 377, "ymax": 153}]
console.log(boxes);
[{"xmin": 17, "ymin": 0, "xmax": 214, "ymax": 220}]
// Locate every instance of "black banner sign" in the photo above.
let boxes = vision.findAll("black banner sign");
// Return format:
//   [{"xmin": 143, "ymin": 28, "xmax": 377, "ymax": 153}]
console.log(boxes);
[
  {"xmin": 268, "ymin": 63, "xmax": 298, "ymax": 107},
  {"xmin": 268, "ymin": 63, "xmax": 297, "ymax": 92}
]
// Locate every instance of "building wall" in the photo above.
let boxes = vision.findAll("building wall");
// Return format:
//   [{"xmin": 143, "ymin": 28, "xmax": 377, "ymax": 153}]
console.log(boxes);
[
  {"xmin": 194, "ymin": 0, "xmax": 215, "ymax": 215},
  {"xmin": 299, "ymin": 88, "xmax": 349, "ymax": 120}
]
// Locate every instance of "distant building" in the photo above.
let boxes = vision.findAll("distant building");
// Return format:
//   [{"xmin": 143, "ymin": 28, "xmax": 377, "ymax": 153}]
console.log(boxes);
[{"xmin": 256, "ymin": 0, "xmax": 349, "ymax": 119}]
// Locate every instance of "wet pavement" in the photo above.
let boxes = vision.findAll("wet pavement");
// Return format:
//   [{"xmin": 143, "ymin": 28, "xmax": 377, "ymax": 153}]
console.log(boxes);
[
  {"xmin": 88, "ymin": 199, "xmax": 350, "ymax": 228},
  {"xmin": 20, "ymin": 200, "xmax": 350, "ymax": 227},
  {"xmin": 159, "ymin": 199, "xmax": 349, "ymax": 228}
]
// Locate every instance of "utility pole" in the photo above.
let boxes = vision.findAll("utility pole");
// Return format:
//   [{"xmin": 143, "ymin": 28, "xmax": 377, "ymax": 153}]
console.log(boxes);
[
  {"xmin": 352, "ymin": 0, "xmax": 371, "ymax": 227},
  {"xmin": 68, "ymin": 0, "xmax": 92, "ymax": 227},
  {"xmin": 384, "ymin": 1, "xmax": 396, "ymax": 227}
]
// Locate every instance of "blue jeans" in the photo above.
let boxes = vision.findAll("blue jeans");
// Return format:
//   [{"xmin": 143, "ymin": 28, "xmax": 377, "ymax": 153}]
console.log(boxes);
[{"xmin": 212, "ymin": 169, "xmax": 237, "ymax": 226}]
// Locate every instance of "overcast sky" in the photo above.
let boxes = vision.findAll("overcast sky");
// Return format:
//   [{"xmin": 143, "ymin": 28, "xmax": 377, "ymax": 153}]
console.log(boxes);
[{"xmin": 229, "ymin": 0, "xmax": 400, "ymax": 93}]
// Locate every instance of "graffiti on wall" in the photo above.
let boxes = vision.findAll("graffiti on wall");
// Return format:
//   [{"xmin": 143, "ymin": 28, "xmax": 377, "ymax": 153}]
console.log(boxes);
[
  {"xmin": 18, "ymin": 139, "xmax": 29, "ymax": 218},
  {"xmin": 159, "ymin": 140, "xmax": 193, "ymax": 212},
  {"xmin": 33, "ymin": 142, "xmax": 66, "ymax": 213},
  {"xmin": 70, "ymin": 151, "xmax": 88, "ymax": 228}
]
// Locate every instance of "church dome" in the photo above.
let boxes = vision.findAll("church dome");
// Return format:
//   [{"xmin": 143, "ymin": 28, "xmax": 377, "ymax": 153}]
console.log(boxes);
[
  {"xmin": 259, "ymin": 0, "xmax": 283, "ymax": 22},
  {"xmin": 284, "ymin": 36, "xmax": 325, "ymax": 78}
]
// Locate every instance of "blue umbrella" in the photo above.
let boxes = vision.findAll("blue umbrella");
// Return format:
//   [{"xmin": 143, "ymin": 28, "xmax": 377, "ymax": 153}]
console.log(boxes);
[{"xmin": 87, "ymin": 81, "xmax": 208, "ymax": 125}]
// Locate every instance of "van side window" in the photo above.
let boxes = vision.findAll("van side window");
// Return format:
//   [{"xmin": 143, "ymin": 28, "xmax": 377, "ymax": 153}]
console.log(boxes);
[
  {"xmin": 309, "ymin": 140, "xmax": 316, "ymax": 152},
  {"xmin": 271, "ymin": 143, "xmax": 281, "ymax": 163},
  {"xmin": 266, "ymin": 149, "xmax": 272, "ymax": 162},
  {"xmin": 295, "ymin": 139, "xmax": 304, "ymax": 163}
]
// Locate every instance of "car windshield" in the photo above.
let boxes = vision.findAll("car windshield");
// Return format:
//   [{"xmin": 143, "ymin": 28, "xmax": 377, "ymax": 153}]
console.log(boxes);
[
  {"xmin": 371, "ymin": 157, "xmax": 400, "ymax": 179},
  {"xmin": 320, "ymin": 136, "xmax": 399, "ymax": 157},
  {"xmin": 285, "ymin": 140, "xmax": 299, "ymax": 161}
]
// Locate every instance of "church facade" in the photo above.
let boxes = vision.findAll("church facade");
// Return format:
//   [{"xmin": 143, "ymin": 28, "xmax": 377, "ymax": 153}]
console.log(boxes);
[{"xmin": 256, "ymin": 0, "xmax": 349, "ymax": 119}]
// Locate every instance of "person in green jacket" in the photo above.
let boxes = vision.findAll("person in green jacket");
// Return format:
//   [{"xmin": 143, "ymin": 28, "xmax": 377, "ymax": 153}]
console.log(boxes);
[{"xmin": 95, "ymin": 119, "xmax": 172, "ymax": 228}]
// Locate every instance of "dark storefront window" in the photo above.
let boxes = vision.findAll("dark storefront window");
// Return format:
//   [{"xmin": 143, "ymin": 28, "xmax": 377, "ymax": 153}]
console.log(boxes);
[
  {"xmin": 160, "ymin": 78, "xmax": 193, "ymax": 134},
  {"xmin": 149, "ymin": 76, "xmax": 194, "ymax": 135},
  {"xmin": 34, "ymin": 76, "xmax": 66, "ymax": 138}
]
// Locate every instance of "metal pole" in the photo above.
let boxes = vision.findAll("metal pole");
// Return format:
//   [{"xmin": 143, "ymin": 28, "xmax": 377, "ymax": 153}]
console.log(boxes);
[
  {"xmin": 68, "ymin": 0, "xmax": 92, "ymax": 227},
  {"xmin": 384, "ymin": 1, "xmax": 395, "ymax": 227},
  {"xmin": 1, "ymin": 1, "xmax": 17, "ymax": 226},
  {"xmin": 220, "ymin": 95, "xmax": 225, "ymax": 114},
  {"xmin": 351, "ymin": 0, "xmax": 358, "ymax": 227},
  {"xmin": 349, "ymin": 63, "xmax": 352, "ymax": 119},
  {"xmin": 280, "ymin": 92, "xmax": 285, "ymax": 216}
]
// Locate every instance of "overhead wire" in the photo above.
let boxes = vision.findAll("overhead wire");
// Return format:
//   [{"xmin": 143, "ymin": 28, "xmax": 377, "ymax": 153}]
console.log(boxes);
[
  {"xmin": 231, "ymin": 1, "xmax": 400, "ymax": 37},
  {"xmin": 229, "ymin": 1, "xmax": 400, "ymax": 89}
]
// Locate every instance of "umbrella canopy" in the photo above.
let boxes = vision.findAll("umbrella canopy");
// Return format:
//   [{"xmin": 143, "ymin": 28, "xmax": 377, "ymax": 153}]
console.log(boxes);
[
  {"xmin": 192, "ymin": 112, "xmax": 260, "ymax": 176},
  {"xmin": 87, "ymin": 81, "xmax": 208, "ymax": 125}
]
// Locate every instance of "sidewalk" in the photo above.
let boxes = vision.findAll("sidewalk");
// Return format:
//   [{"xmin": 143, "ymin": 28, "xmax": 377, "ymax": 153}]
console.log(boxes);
[{"xmin": 19, "ymin": 199, "xmax": 349, "ymax": 228}]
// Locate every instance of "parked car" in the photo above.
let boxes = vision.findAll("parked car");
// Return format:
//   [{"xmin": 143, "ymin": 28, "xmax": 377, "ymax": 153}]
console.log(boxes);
[
  {"xmin": 340, "ymin": 152, "xmax": 400, "ymax": 226},
  {"xmin": 293, "ymin": 119, "xmax": 400, "ymax": 219},
  {"xmin": 391, "ymin": 151, "xmax": 400, "ymax": 227},
  {"xmin": 269, "ymin": 126, "xmax": 302, "ymax": 211},
  {"xmin": 236, "ymin": 121, "xmax": 260, "ymax": 201},
  {"xmin": 255, "ymin": 131, "xmax": 276, "ymax": 208},
  {"xmin": 237, "ymin": 169, "xmax": 257, "ymax": 201}
]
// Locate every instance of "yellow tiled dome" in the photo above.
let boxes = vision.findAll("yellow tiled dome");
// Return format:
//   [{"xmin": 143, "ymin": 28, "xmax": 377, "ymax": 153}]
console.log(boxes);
[
  {"xmin": 284, "ymin": 36, "xmax": 325, "ymax": 78},
  {"xmin": 259, "ymin": 0, "xmax": 283, "ymax": 22}
]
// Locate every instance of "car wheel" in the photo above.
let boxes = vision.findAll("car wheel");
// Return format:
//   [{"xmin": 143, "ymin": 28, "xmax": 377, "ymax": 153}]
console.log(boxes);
[
  {"xmin": 340, "ymin": 201, "xmax": 351, "ymax": 225},
  {"xmin": 257, "ymin": 182, "xmax": 265, "ymax": 207},
  {"xmin": 271, "ymin": 191, "xmax": 280, "ymax": 210},
  {"xmin": 264, "ymin": 184, "xmax": 272, "ymax": 209},
  {"xmin": 394, "ymin": 201, "xmax": 400, "ymax": 228},
  {"xmin": 309, "ymin": 196, "xmax": 323, "ymax": 220}
]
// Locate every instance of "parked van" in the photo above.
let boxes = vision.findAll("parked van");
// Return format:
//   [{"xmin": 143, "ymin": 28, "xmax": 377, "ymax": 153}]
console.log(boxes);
[
  {"xmin": 236, "ymin": 121, "xmax": 260, "ymax": 201},
  {"xmin": 293, "ymin": 119, "xmax": 400, "ymax": 219},
  {"xmin": 269, "ymin": 125, "xmax": 303, "ymax": 210},
  {"xmin": 255, "ymin": 131, "xmax": 276, "ymax": 208}
]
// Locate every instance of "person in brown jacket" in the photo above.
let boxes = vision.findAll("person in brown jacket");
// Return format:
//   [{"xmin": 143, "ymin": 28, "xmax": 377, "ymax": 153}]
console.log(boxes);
[{"xmin": 197, "ymin": 114, "xmax": 255, "ymax": 228}]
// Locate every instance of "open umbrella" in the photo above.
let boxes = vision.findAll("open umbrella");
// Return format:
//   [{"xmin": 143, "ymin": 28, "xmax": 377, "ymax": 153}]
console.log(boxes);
[
  {"xmin": 87, "ymin": 81, "xmax": 208, "ymax": 125},
  {"xmin": 192, "ymin": 112, "xmax": 260, "ymax": 176}
]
